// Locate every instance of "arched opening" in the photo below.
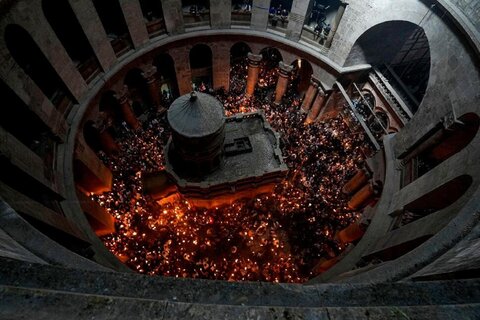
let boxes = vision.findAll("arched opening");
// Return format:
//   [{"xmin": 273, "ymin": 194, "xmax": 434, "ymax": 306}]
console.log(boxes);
[
  {"xmin": 0, "ymin": 79, "xmax": 56, "ymax": 161},
  {"xmin": 395, "ymin": 175, "xmax": 473, "ymax": 228},
  {"xmin": 189, "ymin": 44, "xmax": 213, "ymax": 90},
  {"xmin": 5, "ymin": 24, "xmax": 74, "ymax": 115},
  {"xmin": 92, "ymin": 0, "xmax": 132, "ymax": 57},
  {"xmin": 42, "ymin": 0, "xmax": 100, "ymax": 82},
  {"xmin": 345, "ymin": 21, "xmax": 431, "ymax": 114},
  {"xmin": 124, "ymin": 68, "xmax": 150, "ymax": 116},
  {"xmin": 402, "ymin": 113, "xmax": 479, "ymax": 186},
  {"xmin": 182, "ymin": 0, "xmax": 210, "ymax": 28},
  {"xmin": 301, "ymin": 0, "xmax": 341, "ymax": 44},
  {"xmin": 99, "ymin": 90, "xmax": 122, "ymax": 123},
  {"xmin": 290, "ymin": 58, "xmax": 313, "ymax": 96},
  {"xmin": 268, "ymin": 0, "xmax": 292, "ymax": 30},
  {"xmin": 259, "ymin": 47, "xmax": 283, "ymax": 89},
  {"xmin": 153, "ymin": 53, "xmax": 179, "ymax": 103},
  {"xmin": 231, "ymin": 0, "xmax": 251, "ymax": 26},
  {"xmin": 139, "ymin": 0, "xmax": 166, "ymax": 38},
  {"xmin": 83, "ymin": 121, "xmax": 102, "ymax": 153},
  {"xmin": 229, "ymin": 42, "xmax": 251, "ymax": 94}
]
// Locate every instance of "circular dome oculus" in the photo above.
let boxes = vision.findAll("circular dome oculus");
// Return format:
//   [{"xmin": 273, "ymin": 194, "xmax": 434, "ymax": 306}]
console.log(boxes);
[{"xmin": 168, "ymin": 91, "xmax": 225, "ymax": 138}]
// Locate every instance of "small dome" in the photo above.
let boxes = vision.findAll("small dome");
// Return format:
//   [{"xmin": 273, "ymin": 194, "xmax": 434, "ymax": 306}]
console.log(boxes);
[{"xmin": 168, "ymin": 92, "xmax": 225, "ymax": 138}]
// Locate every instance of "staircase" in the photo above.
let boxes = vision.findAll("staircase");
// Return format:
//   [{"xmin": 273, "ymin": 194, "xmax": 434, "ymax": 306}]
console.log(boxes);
[{"xmin": 1, "ymin": 258, "xmax": 479, "ymax": 319}]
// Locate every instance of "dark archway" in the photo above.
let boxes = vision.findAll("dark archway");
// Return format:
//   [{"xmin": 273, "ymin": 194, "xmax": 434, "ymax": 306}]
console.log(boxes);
[
  {"xmin": 0, "ymin": 79, "xmax": 55, "ymax": 158},
  {"xmin": 83, "ymin": 121, "xmax": 102, "ymax": 152},
  {"xmin": 290, "ymin": 58, "xmax": 313, "ymax": 95},
  {"xmin": 231, "ymin": 0, "xmax": 252, "ymax": 26},
  {"xmin": 153, "ymin": 53, "xmax": 179, "ymax": 102},
  {"xmin": 92, "ymin": 0, "xmax": 132, "ymax": 56},
  {"xmin": 182, "ymin": 0, "xmax": 210, "ymax": 28},
  {"xmin": 260, "ymin": 47, "xmax": 283, "ymax": 71},
  {"xmin": 42, "ymin": 0, "xmax": 100, "ymax": 82},
  {"xmin": 5, "ymin": 24, "xmax": 74, "ymax": 114},
  {"xmin": 99, "ymin": 90, "xmax": 122, "ymax": 123},
  {"xmin": 124, "ymin": 68, "xmax": 150, "ymax": 115},
  {"xmin": 345, "ymin": 21, "xmax": 431, "ymax": 114},
  {"xmin": 189, "ymin": 44, "xmax": 213, "ymax": 89},
  {"xmin": 230, "ymin": 42, "xmax": 251, "ymax": 64},
  {"xmin": 139, "ymin": 0, "xmax": 166, "ymax": 37},
  {"xmin": 229, "ymin": 42, "xmax": 251, "ymax": 94}
]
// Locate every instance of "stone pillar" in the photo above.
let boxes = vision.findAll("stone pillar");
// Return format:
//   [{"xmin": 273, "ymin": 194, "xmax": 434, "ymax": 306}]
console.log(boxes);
[
  {"xmin": 142, "ymin": 65, "xmax": 162, "ymax": 110},
  {"xmin": 245, "ymin": 53, "xmax": 263, "ymax": 97},
  {"xmin": 116, "ymin": 86, "xmax": 141, "ymax": 130},
  {"xmin": 170, "ymin": 47, "xmax": 192, "ymax": 95},
  {"xmin": 285, "ymin": 0, "xmax": 309, "ymax": 41},
  {"xmin": 119, "ymin": 0, "xmax": 149, "ymax": 48},
  {"xmin": 336, "ymin": 222, "xmax": 365, "ymax": 244},
  {"xmin": 347, "ymin": 182, "xmax": 375, "ymax": 210},
  {"xmin": 305, "ymin": 89, "xmax": 327, "ymax": 124},
  {"xmin": 210, "ymin": 0, "xmax": 231, "ymax": 29},
  {"xmin": 342, "ymin": 168, "xmax": 369, "ymax": 195},
  {"xmin": 68, "ymin": 0, "xmax": 117, "ymax": 71},
  {"xmin": 325, "ymin": 1, "xmax": 348, "ymax": 48},
  {"xmin": 76, "ymin": 190, "xmax": 115, "ymax": 236},
  {"xmin": 74, "ymin": 139, "xmax": 113, "ymax": 195},
  {"xmin": 161, "ymin": 0, "xmax": 185, "ymax": 35},
  {"xmin": 274, "ymin": 61, "xmax": 294, "ymax": 104},
  {"xmin": 251, "ymin": 0, "xmax": 270, "ymax": 30},
  {"xmin": 13, "ymin": 1, "xmax": 87, "ymax": 101},
  {"xmin": 212, "ymin": 43, "xmax": 230, "ymax": 91},
  {"xmin": 301, "ymin": 78, "xmax": 320, "ymax": 113}
]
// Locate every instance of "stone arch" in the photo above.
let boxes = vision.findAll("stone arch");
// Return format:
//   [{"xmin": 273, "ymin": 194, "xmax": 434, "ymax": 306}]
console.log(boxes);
[
  {"xmin": 401, "ymin": 113, "xmax": 480, "ymax": 185},
  {"xmin": 345, "ymin": 20, "xmax": 430, "ymax": 114},
  {"xmin": 260, "ymin": 46, "xmax": 283, "ymax": 71},
  {"xmin": 182, "ymin": 0, "xmax": 210, "ymax": 28},
  {"xmin": 290, "ymin": 58, "xmax": 313, "ymax": 95},
  {"xmin": 230, "ymin": 41, "xmax": 251, "ymax": 64},
  {"xmin": 124, "ymin": 68, "xmax": 150, "ymax": 115},
  {"xmin": 42, "ymin": 0, "xmax": 100, "ymax": 82},
  {"xmin": 189, "ymin": 43, "xmax": 213, "ymax": 89},
  {"xmin": 153, "ymin": 52, "xmax": 179, "ymax": 100},
  {"xmin": 4, "ymin": 24, "xmax": 74, "ymax": 114},
  {"xmin": 0, "ymin": 78, "xmax": 55, "ymax": 158}
]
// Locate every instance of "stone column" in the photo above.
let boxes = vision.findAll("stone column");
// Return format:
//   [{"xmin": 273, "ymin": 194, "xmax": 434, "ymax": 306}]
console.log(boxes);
[
  {"xmin": 116, "ymin": 86, "xmax": 141, "ymax": 130},
  {"xmin": 325, "ymin": 1, "xmax": 348, "ymax": 48},
  {"xmin": 301, "ymin": 77, "xmax": 320, "ymax": 113},
  {"xmin": 142, "ymin": 65, "xmax": 162, "ymax": 110},
  {"xmin": 212, "ymin": 43, "xmax": 230, "ymax": 91},
  {"xmin": 170, "ymin": 47, "xmax": 192, "ymax": 95},
  {"xmin": 336, "ymin": 222, "xmax": 365, "ymax": 244},
  {"xmin": 285, "ymin": 0, "xmax": 309, "ymax": 41},
  {"xmin": 68, "ymin": 0, "xmax": 117, "ymax": 71},
  {"xmin": 347, "ymin": 182, "xmax": 375, "ymax": 210},
  {"xmin": 161, "ymin": 0, "xmax": 185, "ymax": 35},
  {"xmin": 245, "ymin": 53, "xmax": 263, "ymax": 97},
  {"xmin": 274, "ymin": 61, "xmax": 294, "ymax": 104},
  {"xmin": 210, "ymin": 0, "xmax": 231, "ymax": 29},
  {"xmin": 74, "ymin": 139, "xmax": 113, "ymax": 195},
  {"xmin": 305, "ymin": 89, "xmax": 327, "ymax": 124},
  {"xmin": 119, "ymin": 0, "xmax": 149, "ymax": 48},
  {"xmin": 342, "ymin": 168, "xmax": 369, "ymax": 195},
  {"xmin": 251, "ymin": 0, "xmax": 270, "ymax": 30}
]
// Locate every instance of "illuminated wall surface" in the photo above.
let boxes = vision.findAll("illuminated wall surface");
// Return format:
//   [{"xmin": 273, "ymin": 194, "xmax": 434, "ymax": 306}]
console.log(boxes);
[{"xmin": 0, "ymin": 0, "xmax": 479, "ymax": 318}]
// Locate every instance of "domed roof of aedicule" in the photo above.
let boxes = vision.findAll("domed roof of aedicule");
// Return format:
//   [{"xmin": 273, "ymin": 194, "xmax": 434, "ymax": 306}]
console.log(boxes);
[{"xmin": 167, "ymin": 91, "xmax": 225, "ymax": 138}]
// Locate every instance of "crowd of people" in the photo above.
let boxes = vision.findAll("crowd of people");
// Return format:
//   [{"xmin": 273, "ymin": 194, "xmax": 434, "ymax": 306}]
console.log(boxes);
[{"xmin": 91, "ymin": 57, "xmax": 371, "ymax": 283}]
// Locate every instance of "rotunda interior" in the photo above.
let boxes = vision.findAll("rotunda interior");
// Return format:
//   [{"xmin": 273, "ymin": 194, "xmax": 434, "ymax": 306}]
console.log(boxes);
[{"xmin": 0, "ymin": 0, "xmax": 479, "ymax": 318}]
